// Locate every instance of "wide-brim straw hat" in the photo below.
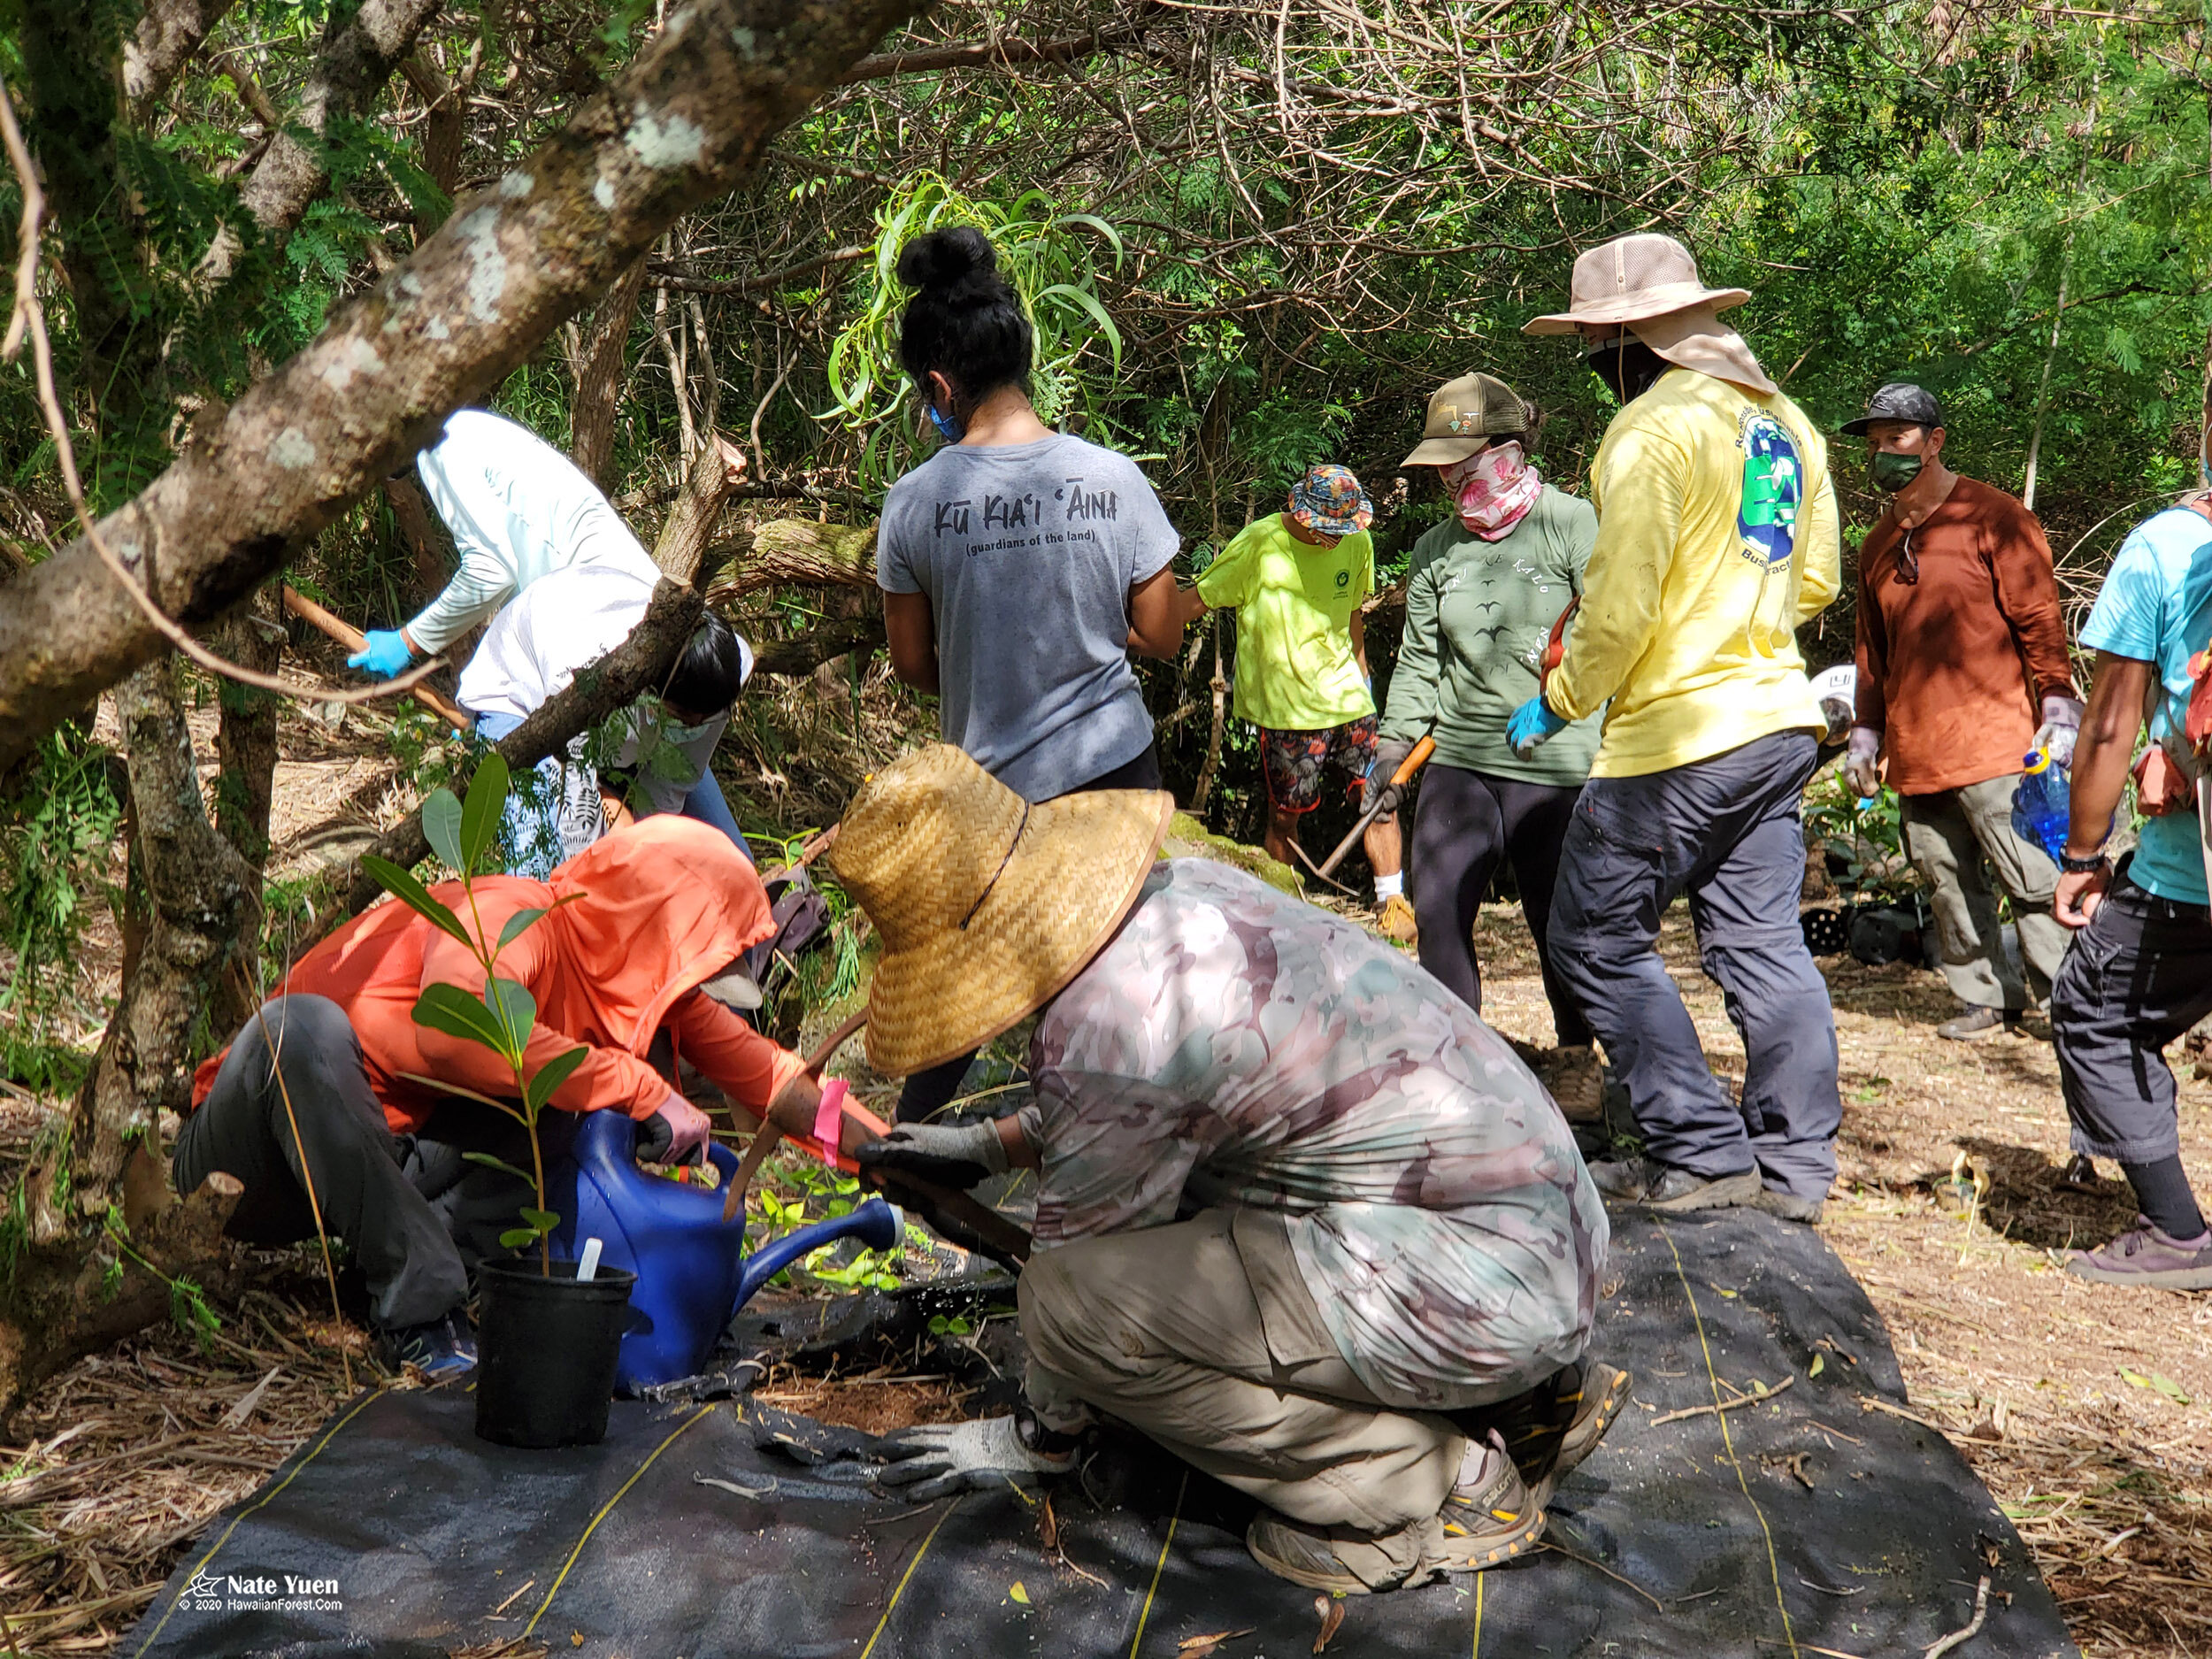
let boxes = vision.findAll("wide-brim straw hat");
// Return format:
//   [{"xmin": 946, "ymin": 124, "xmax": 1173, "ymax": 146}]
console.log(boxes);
[
  {"xmin": 829, "ymin": 744, "xmax": 1174, "ymax": 1077},
  {"xmin": 1524, "ymin": 234, "xmax": 1750, "ymax": 335}
]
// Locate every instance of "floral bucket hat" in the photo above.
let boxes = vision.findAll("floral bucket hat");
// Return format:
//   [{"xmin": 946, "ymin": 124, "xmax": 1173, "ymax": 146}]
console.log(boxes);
[{"xmin": 1286, "ymin": 464, "xmax": 1375, "ymax": 535}]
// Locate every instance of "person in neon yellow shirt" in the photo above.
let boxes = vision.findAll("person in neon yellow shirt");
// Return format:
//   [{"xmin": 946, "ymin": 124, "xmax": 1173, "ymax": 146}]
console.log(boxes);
[
  {"xmin": 1179, "ymin": 465, "xmax": 1409, "ymax": 934},
  {"xmin": 1509, "ymin": 234, "xmax": 1843, "ymax": 1225}
]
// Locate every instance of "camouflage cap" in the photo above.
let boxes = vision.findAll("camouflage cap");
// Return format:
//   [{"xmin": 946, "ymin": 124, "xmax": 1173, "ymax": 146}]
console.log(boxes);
[{"xmin": 1404, "ymin": 373, "xmax": 1533, "ymax": 467}]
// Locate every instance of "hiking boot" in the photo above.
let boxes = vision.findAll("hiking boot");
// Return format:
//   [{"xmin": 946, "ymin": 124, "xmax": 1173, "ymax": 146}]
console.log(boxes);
[
  {"xmin": 375, "ymin": 1310, "xmax": 478, "ymax": 1381},
  {"xmin": 1376, "ymin": 894, "xmax": 1419, "ymax": 945},
  {"xmin": 1436, "ymin": 1430, "xmax": 1548, "ymax": 1571},
  {"xmin": 1589, "ymin": 1155, "xmax": 1761, "ymax": 1212},
  {"xmin": 1937, "ymin": 1006, "xmax": 2021, "ymax": 1041},
  {"xmin": 1747, "ymin": 1186, "xmax": 1826, "ymax": 1224},
  {"xmin": 1554, "ymin": 1363, "xmax": 1631, "ymax": 1480},
  {"xmin": 2064, "ymin": 1217, "xmax": 2212, "ymax": 1292},
  {"xmin": 1245, "ymin": 1510, "xmax": 1437, "ymax": 1594}
]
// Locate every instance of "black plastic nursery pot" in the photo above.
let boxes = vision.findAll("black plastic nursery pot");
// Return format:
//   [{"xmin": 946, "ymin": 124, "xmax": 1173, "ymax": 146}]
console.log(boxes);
[{"xmin": 474, "ymin": 1258, "xmax": 637, "ymax": 1449}]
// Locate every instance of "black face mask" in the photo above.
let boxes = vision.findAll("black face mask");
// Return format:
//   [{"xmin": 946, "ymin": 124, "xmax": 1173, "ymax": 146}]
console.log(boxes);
[{"xmin": 1585, "ymin": 336, "xmax": 1671, "ymax": 403}]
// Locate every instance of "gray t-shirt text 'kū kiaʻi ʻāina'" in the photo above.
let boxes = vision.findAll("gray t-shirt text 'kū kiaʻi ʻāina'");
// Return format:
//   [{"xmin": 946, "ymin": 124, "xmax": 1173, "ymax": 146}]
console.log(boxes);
[{"xmin": 878, "ymin": 433, "xmax": 1180, "ymax": 803}]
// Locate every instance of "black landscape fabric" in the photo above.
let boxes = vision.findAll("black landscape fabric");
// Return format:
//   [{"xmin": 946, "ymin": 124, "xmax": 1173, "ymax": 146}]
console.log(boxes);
[{"xmin": 129, "ymin": 1209, "xmax": 2078, "ymax": 1658}]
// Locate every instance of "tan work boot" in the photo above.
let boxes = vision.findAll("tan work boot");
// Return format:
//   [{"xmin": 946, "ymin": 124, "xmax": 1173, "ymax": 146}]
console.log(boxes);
[{"xmin": 1376, "ymin": 893, "xmax": 1418, "ymax": 945}]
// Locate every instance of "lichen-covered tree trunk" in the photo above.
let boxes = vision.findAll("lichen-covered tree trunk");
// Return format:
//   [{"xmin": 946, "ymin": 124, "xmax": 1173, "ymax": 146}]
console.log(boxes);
[
  {"xmin": 0, "ymin": 0, "xmax": 935, "ymax": 772},
  {"xmin": 0, "ymin": 657, "xmax": 257, "ymax": 1411}
]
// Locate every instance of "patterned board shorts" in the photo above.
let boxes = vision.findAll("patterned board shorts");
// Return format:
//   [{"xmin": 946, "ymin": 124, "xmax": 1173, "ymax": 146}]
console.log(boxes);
[{"xmin": 1260, "ymin": 715, "xmax": 1383, "ymax": 816}]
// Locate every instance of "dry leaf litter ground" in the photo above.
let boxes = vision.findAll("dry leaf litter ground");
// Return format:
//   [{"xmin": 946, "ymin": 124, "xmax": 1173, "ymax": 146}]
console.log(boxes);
[{"xmin": 4, "ymin": 680, "xmax": 2208, "ymax": 1654}]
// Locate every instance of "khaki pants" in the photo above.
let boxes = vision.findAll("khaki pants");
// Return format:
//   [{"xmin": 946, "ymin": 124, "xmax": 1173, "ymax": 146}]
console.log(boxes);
[
  {"xmin": 1901, "ymin": 774, "xmax": 2070, "ymax": 1010},
  {"xmin": 1018, "ymin": 1210, "xmax": 1464, "ymax": 1589}
]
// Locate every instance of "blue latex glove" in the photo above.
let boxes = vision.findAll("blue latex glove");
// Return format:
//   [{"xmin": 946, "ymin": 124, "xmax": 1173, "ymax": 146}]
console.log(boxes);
[
  {"xmin": 1506, "ymin": 695, "xmax": 1569, "ymax": 758},
  {"xmin": 347, "ymin": 628, "xmax": 413, "ymax": 679}
]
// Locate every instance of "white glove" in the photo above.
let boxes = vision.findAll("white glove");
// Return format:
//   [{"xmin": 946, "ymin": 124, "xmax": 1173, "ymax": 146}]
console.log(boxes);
[
  {"xmin": 2034, "ymin": 695, "xmax": 2085, "ymax": 768},
  {"xmin": 874, "ymin": 1414, "xmax": 1077, "ymax": 1501},
  {"xmin": 1843, "ymin": 726, "xmax": 1883, "ymax": 800}
]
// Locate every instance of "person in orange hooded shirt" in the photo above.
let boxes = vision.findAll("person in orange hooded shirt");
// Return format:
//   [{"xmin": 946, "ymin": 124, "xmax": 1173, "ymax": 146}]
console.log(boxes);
[{"xmin": 176, "ymin": 817, "xmax": 826, "ymax": 1379}]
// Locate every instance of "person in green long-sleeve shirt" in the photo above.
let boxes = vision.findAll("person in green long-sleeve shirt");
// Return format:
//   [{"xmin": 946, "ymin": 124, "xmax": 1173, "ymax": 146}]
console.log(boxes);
[{"xmin": 1374, "ymin": 373, "xmax": 1601, "ymax": 1042}]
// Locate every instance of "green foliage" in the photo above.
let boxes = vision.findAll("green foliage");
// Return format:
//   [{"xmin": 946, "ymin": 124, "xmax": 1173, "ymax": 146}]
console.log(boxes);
[
  {"xmin": 1802, "ymin": 764, "xmax": 1917, "ymax": 902},
  {"xmin": 825, "ymin": 172, "xmax": 1126, "ymax": 495},
  {"xmin": 365, "ymin": 759, "xmax": 582, "ymax": 1270},
  {"xmin": 0, "ymin": 730, "xmax": 120, "ymax": 1094}
]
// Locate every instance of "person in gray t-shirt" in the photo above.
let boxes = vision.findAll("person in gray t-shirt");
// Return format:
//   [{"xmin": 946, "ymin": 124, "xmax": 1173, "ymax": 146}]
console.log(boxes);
[{"xmin": 878, "ymin": 227, "xmax": 1185, "ymax": 806}]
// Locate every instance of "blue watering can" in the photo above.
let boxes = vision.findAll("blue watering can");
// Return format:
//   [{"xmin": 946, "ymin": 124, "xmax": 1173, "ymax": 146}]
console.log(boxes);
[{"xmin": 547, "ymin": 1109, "xmax": 902, "ymax": 1390}]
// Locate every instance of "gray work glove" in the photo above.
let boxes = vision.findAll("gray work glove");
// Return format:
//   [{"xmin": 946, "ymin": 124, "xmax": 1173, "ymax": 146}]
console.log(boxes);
[
  {"xmin": 1843, "ymin": 726, "xmax": 1882, "ymax": 801},
  {"xmin": 1366, "ymin": 736, "xmax": 1416, "ymax": 816},
  {"xmin": 855, "ymin": 1118, "xmax": 1011, "ymax": 1193},
  {"xmin": 875, "ymin": 1413, "xmax": 1079, "ymax": 1502},
  {"xmin": 2034, "ymin": 694, "xmax": 2085, "ymax": 769}
]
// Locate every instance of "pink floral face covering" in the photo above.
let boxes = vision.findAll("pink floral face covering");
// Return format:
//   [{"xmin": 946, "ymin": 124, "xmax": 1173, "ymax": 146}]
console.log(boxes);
[{"xmin": 1447, "ymin": 441, "xmax": 1540, "ymax": 541}]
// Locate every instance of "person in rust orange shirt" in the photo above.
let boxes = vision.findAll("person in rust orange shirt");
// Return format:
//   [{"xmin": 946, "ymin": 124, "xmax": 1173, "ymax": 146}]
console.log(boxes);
[
  {"xmin": 1843, "ymin": 382, "xmax": 2082, "ymax": 1040},
  {"xmin": 175, "ymin": 817, "xmax": 828, "ymax": 1379}
]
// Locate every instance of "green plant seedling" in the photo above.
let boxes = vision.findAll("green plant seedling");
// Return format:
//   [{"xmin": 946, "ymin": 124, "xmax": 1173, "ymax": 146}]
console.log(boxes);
[{"xmin": 363, "ymin": 755, "xmax": 587, "ymax": 1273}]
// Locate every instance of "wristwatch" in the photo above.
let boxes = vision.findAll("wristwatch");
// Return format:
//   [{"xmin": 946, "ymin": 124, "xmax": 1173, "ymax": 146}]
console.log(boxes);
[{"xmin": 2059, "ymin": 848, "xmax": 2109, "ymax": 874}]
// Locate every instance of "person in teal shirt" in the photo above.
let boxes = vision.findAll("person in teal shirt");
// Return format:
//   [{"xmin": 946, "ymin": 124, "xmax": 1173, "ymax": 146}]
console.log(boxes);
[
  {"xmin": 1180, "ymin": 465, "xmax": 1409, "ymax": 932},
  {"xmin": 1374, "ymin": 373, "xmax": 1601, "ymax": 1040},
  {"xmin": 2048, "ymin": 495, "xmax": 2212, "ymax": 1291}
]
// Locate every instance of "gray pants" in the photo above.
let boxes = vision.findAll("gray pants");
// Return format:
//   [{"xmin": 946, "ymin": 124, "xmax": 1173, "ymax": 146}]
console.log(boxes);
[
  {"xmin": 2051, "ymin": 874, "xmax": 2212, "ymax": 1164},
  {"xmin": 1548, "ymin": 731, "xmax": 1841, "ymax": 1200},
  {"xmin": 173, "ymin": 995, "xmax": 536, "ymax": 1330},
  {"xmin": 1901, "ymin": 774, "xmax": 2069, "ymax": 1010},
  {"xmin": 1019, "ymin": 1209, "xmax": 1469, "ymax": 1590}
]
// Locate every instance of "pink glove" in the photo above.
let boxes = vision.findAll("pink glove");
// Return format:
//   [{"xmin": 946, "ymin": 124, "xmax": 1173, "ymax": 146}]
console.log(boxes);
[
  {"xmin": 637, "ymin": 1093, "xmax": 713, "ymax": 1164},
  {"xmin": 1843, "ymin": 726, "xmax": 1882, "ymax": 800}
]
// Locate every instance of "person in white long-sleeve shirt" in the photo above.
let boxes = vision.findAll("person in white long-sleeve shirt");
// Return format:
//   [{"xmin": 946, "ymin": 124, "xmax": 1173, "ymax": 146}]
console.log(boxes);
[{"xmin": 356, "ymin": 409, "xmax": 757, "ymax": 875}]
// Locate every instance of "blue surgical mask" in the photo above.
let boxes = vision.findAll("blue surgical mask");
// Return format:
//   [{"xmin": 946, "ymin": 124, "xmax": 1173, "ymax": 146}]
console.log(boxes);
[{"xmin": 926, "ymin": 402, "xmax": 964, "ymax": 444}]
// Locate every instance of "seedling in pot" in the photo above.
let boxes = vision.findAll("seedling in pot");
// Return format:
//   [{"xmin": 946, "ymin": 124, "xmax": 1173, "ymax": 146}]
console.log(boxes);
[{"xmin": 362, "ymin": 754, "xmax": 587, "ymax": 1274}]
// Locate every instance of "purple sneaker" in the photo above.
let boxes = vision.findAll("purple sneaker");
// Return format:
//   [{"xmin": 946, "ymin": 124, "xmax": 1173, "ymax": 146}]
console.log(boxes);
[{"xmin": 2065, "ymin": 1216, "xmax": 2212, "ymax": 1291}]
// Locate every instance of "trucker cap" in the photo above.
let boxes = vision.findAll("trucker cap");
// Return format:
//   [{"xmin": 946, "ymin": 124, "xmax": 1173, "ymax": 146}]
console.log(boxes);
[{"xmin": 1403, "ymin": 373, "xmax": 1533, "ymax": 467}]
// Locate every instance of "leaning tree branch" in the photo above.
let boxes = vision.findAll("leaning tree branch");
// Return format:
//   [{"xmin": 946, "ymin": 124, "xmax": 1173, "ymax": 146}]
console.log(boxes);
[
  {"xmin": 123, "ymin": 0, "xmax": 239, "ymax": 117},
  {"xmin": 836, "ymin": 12, "xmax": 1155, "ymax": 83},
  {"xmin": 0, "ymin": 0, "xmax": 934, "ymax": 776},
  {"xmin": 237, "ymin": 0, "xmax": 450, "ymax": 239}
]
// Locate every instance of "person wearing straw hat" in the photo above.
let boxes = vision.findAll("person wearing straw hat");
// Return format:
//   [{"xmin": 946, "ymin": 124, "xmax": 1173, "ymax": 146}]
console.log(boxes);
[
  {"xmin": 836, "ymin": 745, "xmax": 1619, "ymax": 1594},
  {"xmin": 1174, "ymin": 463, "xmax": 1409, "ymax": 934},
  {"xmin": 1377, "ymin": 371, "xmax": 1601, "ymax": 1039},
  {"xmin": 1509, "ymin": 234, "xmax": 1844, "ymax": 1224}
]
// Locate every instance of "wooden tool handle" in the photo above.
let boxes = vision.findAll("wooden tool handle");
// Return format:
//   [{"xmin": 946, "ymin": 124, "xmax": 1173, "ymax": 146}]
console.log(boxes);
[
  {"xmin": 281, "ymin": 585, "xmax": 472, "ymax": 732},
  {"xmin": 1393, "ymin": 734, "xmax": 1436, "ymax": 786},
  {"xmin": 719, "ymin": 1009, "xmax": 870, "ymax": 1223}
]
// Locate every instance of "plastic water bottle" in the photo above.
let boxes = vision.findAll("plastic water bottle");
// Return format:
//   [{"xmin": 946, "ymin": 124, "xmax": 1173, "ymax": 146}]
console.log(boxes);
[{"xmin": 2011, "ymin": 749, "xmax": 2071, "ymax": 863}]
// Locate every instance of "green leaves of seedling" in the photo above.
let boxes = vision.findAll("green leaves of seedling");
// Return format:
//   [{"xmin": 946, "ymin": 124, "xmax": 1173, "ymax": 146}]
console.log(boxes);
[
  {"xmin": 462, "ymin": 1150, "xmax": 537, "ymax": 1186},
  {"xmin": 360, "ymin": 854, "xmax": 472, "ymax": 947},
  {"xmin": 498, "ymin": 1209, "xmax": 561, "ymax": 1251},
  {"xmin": 525, "ymin": 1045, "xmax": 588, "ymax": 1117},
  {"xmin": 413, "ymin": 982, "xmax": 514, "ymax": 1057},
  {"xmin": 422, "ymin": 787, "xmax": 465, "ymax": 874},
  {"xmin": 461, "ymin": 755, "xmax": 510, "ymax": 873}
]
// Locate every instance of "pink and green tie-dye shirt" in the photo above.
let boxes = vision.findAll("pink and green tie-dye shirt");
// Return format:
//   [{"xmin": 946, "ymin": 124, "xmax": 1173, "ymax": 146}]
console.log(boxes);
[{"xmin": 1027, "ymin": 858, "xmax": 1608, "ymax": 1407}]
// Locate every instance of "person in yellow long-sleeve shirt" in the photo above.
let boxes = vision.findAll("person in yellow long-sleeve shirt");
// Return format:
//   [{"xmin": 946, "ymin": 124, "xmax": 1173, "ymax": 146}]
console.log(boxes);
[{"xmin": 1508, "ymin": 234, "xmax": 1843, "ymax": 1225}]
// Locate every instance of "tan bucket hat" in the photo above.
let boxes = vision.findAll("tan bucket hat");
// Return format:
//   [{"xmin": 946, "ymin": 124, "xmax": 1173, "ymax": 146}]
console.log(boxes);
[
  {"xmin": 828, "ymin": 745, "xmax": 1174, "ymax": 1077},
  {"xmin": 1523, "ymin": 234, "xmax": 1750, "ymax": 334},
  {"xmin": 1403, "ymin": 373, "xmax": 1533, "ymax": 467}
]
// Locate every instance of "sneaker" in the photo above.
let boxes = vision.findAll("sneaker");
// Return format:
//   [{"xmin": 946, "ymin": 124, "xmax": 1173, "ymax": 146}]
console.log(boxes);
[
  {"xmin": 1747, "ymin": 1187, "xmax": 1826, "ymax": 1224},
  {"xmin": 375, "ymin": 1310, "xmax": 478, "ymax": 1380},
  {"xmin": 2064, "ymin": 1217, "xmax": 2212, "ymax": 1291},
  {"xmin": 1589, "ymin": 1155, "xmax": 1761, "ymax": 1212},
  {"xmin": 1377, "ymin": 894, "xmax": 1419, "ymax": 945},
  {"xmin": 1436, "ymin": 1430, "xmax": 1548, "ymax": 1571},
  {"xmin": 1461, "ymin": 1361, "xmax": 1632, "ymax": 1497},
  {"xmin": 1245, "ymin": 1510, "xmax": 1434, "ymax": 1594},
  {"xmin": 1937, "ymin": 1006, "xmax": 2020, "ymax": 1041}
]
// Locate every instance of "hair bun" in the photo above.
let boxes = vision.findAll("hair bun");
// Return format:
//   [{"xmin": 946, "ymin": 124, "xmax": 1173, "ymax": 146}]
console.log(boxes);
[{"xmin": 896, "ymin": 226, "xmax": 999, "ymax": 295}]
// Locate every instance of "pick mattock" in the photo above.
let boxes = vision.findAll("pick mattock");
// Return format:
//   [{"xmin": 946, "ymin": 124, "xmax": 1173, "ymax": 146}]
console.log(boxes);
[{"xmin": 1315, "ymin": 734, "xmax": 1433, "ymax": 880}]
